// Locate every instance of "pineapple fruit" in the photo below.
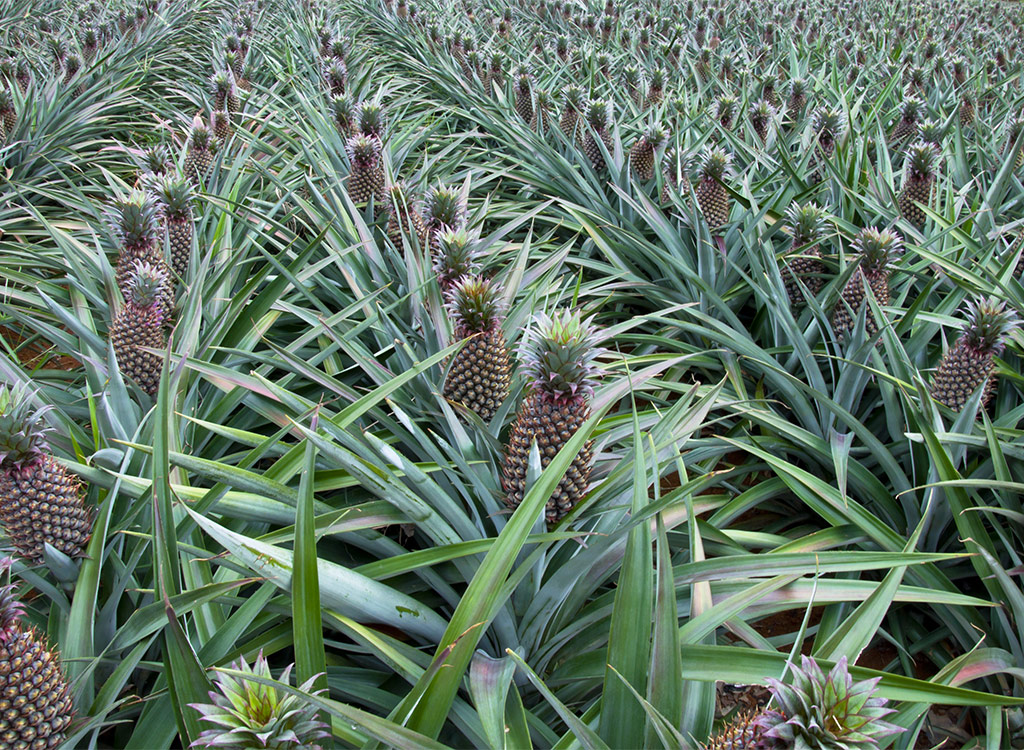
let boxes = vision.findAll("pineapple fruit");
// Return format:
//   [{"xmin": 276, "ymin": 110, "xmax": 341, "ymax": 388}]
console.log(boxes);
[
  {"xmin": 423, "ymin": 184, "xmax": 466, "ymax": 260},
  {"xmin": 108, "ymin": 190, "xmax": 164, "ymax": 300},
  {"xmin": 931, "ymin": 297, "xmax": 1017, "ymax": 411},
  {"xmin": 150, "ymin": 173, "xmax": 194, "ymax": 279},
  {"xmin": 560, "ymin": 85, "xmax": 584, "ymax": 140},
  {"xmin": 183, "ymin": 114, "xmax": 215, "ymax": 186},
  {"xmin": 782, "ymin": 203, "xmax": 827, "ymax": 305},
  {"xmin": 345, "ymin": 134, "xmax": 385, "ymax": 206},
  {"xmin": 583, "ymin": 99, "xmax": 613, "ymax": 172},
  {"xmin": 0, "ymin": 386, "xmax": 93, "ymax": 562},
  {"xmin": 0, "ymin": 570, "xmax": 75, "ymax": 747},
  {"xmin": 889, "ymin": 97, "xmax": 924, "ymax": 144},
  {"xmin": 897, "ymin": 141, "xmax": 937, "ymax": 230},
  {"xmin": 1004, "ymin": 117, "xmax": 1024, "ymax": 169},
  {"xmin": 191, "ymin": 652, "xmax": 329, "ymax": 750},
  {"xmin": 502, "ymin": 310, "xmax": 601, "ymax": 524},
  {"xmin": 832, "ymin": 227, "xmax": 902, "ymax": 339},
  {"xmin": 433, "ymin": 228, "xmax": 479, "ymax": 292},
  {"xmin": 443, "ymin": 277, "xmax": 511, "ymax": 422},
  {"xmin": 694, "ymin": 147, "xmax": 731, "ymax": 230},
  {"xmin": 111, "ymin": 261, "xmax": 171, "ymax": 397},
  {"xmin": 629, "ymin": 123, "xmax": 668, "ymax": 181},
  {"xmin": 514, "ymin": 70, "xmax": 534, "ymax": 124},
  {"xmin": 750, "ymin": 100, "xmax": 774, "ymax": 142}
]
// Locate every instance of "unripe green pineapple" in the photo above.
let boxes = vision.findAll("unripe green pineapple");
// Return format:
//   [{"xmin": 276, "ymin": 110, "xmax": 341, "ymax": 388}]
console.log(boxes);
[
  {"xmin": 713, "ymin": 94, "xmax": 737, "ymax": 131},
  {"xmin": 531, "ymin": 90, "xmax": 552, "ymax": 131},
  {"xmin": 560, "ymin": 85, "xmax": 584, "ymax": 139},
  {"xmin": 502, "ymin": 310, "xmax": 602, "ymax": 524},
  {"xmin": 345, "ymin": 135, "xmax": 385, "ymax": 206},
  {"xmin": 433, "ymin": 227, "xmax": 479, "ymax": 291},
  {"xmin": 423, "ymin": 184, "xmax": 466, "ymax": 258},
  {"xmin": 809, "ymin": 107, "xmax": 844, "ymax": 184},
  {"xmin": 108, "ymin": 190, "xmax": 164, "ymax": 300},
  {"xmin": 750, "ymin": 99, "xmax": 774, "ymax": 142},
  {"xmin": 898, "ymin": 141, "xmax": 938, "ymax": 230},
  {"xmin": 150, "ymin": 174, "xmax": 194, "ymax": 279},
  {"xmin": 330, "ymin": 94, "xmax": 356, "ymax": 138},
  {"xmin": 583, "ymin": 99, "xmax": 613, "ymax": 172},
  {"xmin": 211, "ymin": 111, "xmax": 231, "ymax": 144},
  {"xmin": 782, "ymin": 203, "xmax": 827, "ymax": 305},
  {"xmin": 932, "ymin": 297, "xmax": 1017, "ymax": 411},
  {"xmin": 183, "ymin": 114, "xmax": 214, "ymax": 186},
  {"xmin": 111, "ymin": 261, "xmax": 170, "ymax": 397},
  {"xmin": 0, "ymin": 572, "xmax": 75, "ymax": 747},
  {"xmin": 629, "ymin": 123, "xmax": 668, "ymax": 181},
  {"xmin": 386, "ymin": 182, "xmax": 428, "ymax": 249},
  {"xmin": 646, "ymin": 67, "xmax": 665, "ymax": 107},
  {"xmin": 694, "ymin": 147, "xmax": 731, "ymax": 229},
  {"xmin": 485, "ymin": 51, "xmax": 505, "ymax": 94},
  {"xmin": 889, "ymin": 97, "xmax": 924, "ymax": 144},
  {"xmin": 190, "ymin": 652, "xmax": 329, "ymax": 750},
  {"xmin": 514, "ymin": 70, "xmax": 534, "ymax": 124},
  {"xmin": 443, "ymin": 277, "xmax": 511, "ymax": 422},
  {"xmin": 1004, "ymin": 117, "xmax": 1024, "ymax": 169},
  {"xmin": 958, "ymin": 94, "xmax": 975, "ymax": 127},
  {"xmin": 832, "ymin": 227, "xmax": 902, "ymax": 339},
  {"xmin": 0, "ymin": 388, "xmax": 93, "ymax": 562}
]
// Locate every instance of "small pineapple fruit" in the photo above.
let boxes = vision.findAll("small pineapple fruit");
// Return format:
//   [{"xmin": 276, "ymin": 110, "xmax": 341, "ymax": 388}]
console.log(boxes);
[
  {"xmin": 629, "ymin": 123, "xmax": 668, "ymax": 181},
  {"xmin": 931, "ymin": 297, "xmax": 1017, "ymax": 411},
  {"xmin": 183, "ymin": 114, "xmax": 215, "ymax": 185},
  {"xmin": 646, "ymin": 67, "xmax": 665, "ymax": 107},
  {"xmin": 889, "ymin": 97, "xmax": 924, "ymax": 144},
  {"xmin": 810, "ymin": 107, "xmax": 844, "ymax": 183},
  {"xmin": 324, "ymin": 59, "xmax": 347, "ymax": 96},
  {"xmin": 111, "ymin": 261, "xmax": 170, "ymax": 397},
  {"xmin": 782, "ymin": 203, "xmax": 827, "ymax": 305},
  {"xmin": 502, "ymin": 310, "xmax": 601, "ymax": 524},
  {"xmin": 897, "ymin": 141, "xmax": 938, "ymax": 230},
  {"xmin": 704, "ymin": 708, "xmax": 779, "ymax": 749},
  {"xmin": 0, "ymin": 388, "xmax": 93, "ymax": 562},
  {"xmin": 514, "ymin": 70, "xmax": 534, "ymax": 124},
  {"xmin": 958, "ymin": 94, "xmax": 975, "ymax": 127},
  {"xmin": 694, "ymin": 147, "xmax": 731, "ymax": 230},
  {"xmin": 211, "ymin": 111, "xmax": 231, "ymax": 143},
  {"xmin": 190, "ymin": 652, "xmax": 329, "ymax": 750},
  {"xmin": 210, "ymin": 70, "xmax": 239, "ymax": 114},
  {"xmin": 345, "ymin": 135, "xmax": 385, "ymax": 206},
  {"xmin": 0, "ymin": 571, "xmax": 75, "ymax": 746},
  {"xmin": 750, "ymin": 99, "xmax": 774, "ymax": 142},
  {"xmin": 433, "ymin": 228, "xmax": 479, "ymax": 292},
  {"xmin": 583, "ymin": 99, "xmax": 613, "ymax": 172},
  {"xmin": 443, "ymin": 277, "xmax": 511, "ymax": 422},
  {"xmin": 151, "ymin": 174, "xmax": 194, "ymax": 278},
  {"xmin": 560, "ymin": 85, "xmax": 584, "ymax": 140},
  {"xmin": 1004, "ymin": 117, "xmax": 1024, "ymax": 169},
  {"xmin": 108, "ymin": 190, "xmax": 163, "ymax": 299},
  {"xmin": 386, "ymin": 182, "xmax": 428, "ymax": 249},
  {"xmin": 832, "ymin": 227, "xmax": 902, "ymax": 339},
  {"xmin": 0, "ymin": 89, "xmax": 15, "ymax": 140},
  {"xmin": 786, "ymin": 77, "xmax": 809, "ymax": 120},
  {"xmin": 423, "ymin": 184, "xmax": 466, "ymax": 257},
  {"xmin": 713, "ymin": 94, "xmax": 737, "ymax": 131},
  {"xmin": 756, "ymin": 656, "xmax": 903, "ymax": 748},
  {"xmin": 623, "ymin": 65, "xmax": 643, "ymax": 107}
]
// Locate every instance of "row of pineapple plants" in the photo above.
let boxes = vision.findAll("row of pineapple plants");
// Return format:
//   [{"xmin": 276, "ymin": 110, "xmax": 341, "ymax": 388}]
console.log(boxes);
[{"xmin": 0, "ymin": 0, "xmax": 1023, "ymax": 746}]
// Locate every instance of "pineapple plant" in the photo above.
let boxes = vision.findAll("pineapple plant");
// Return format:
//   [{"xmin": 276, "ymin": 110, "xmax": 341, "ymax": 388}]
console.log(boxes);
[
  {"xmin": 629, "ymin": 123, "xmax": 668, "ymax": 181},
  {"xmin": 183, "ymin": 114, "xmax": 215, "ymax": 186},
  {"xmin": 0, "ymin": 570, "xmax": 75, "ymax": 747},
  {"xmin": 787, "ymin": 77, "xmax": 809, "ymax": 117},
  {"xmin": 782, "ymin": 203, "xmax": 827, "ymax": 305},
  {"xmin": 514, "ymin": 70, "xmax": 534, "ymax": 123},
  {"xmin": 623, "ymin": 65, "xmax": 643, "ymax": 107},
  {"xmin": 832, "ymin": 227, "xmax": 902, "ymax": 339},
  {"xmin": 150, "ymin": 173, "xmax": 194, "ymax": 279},
  {"xmin": 386, "ymin": 182, "xmax": 428, "ymax": 249},
  {"xmin": 931, "ymin": 297, "xmax": 1017, "ymax": 411},
  {"xmin": 345, "ymin": 134, "xmax": 385, "ymax": 206},
  {"xmin": 433, "ymin": 227, "xmax": 479, "ymax": 291},
  {"xmin": 190, "ymin": 652, "xmax": 329, "ymax": 750},
  {"xmin": 443, "ymin": 276, "xmax": 511, "ymax": 422},
  {"xmin": 810, "ymin": 107, "xmax": 844, "ymax": 183},
  {"xmin": 485, "ymin": 51, "xmax": 505, "ymax": 94},
  {"xmin": 111, "ymin": 261, "xmax": 171, "ymax": 397},
  {"xmin": 694, "ymin": 147, "xmax": 731, "ymax": 230},
  {"xmin": 750, "ymin": 99, "xmax": 774, "ymax": 142},
  {"xmin": 897, "ymin": 141, "xmax": 938, "ymax": 230},
  {"xmin": 889, "ymin": 97, "xmax": 924, "ymax": 144},
  {"xmin": 583, "ymin": 99, "xmax": 613, "ymax": 172},
  {"xmin": 0, "ymin": 387, "xmax": 93, "ymax": 562},
  {"xmin": 502, "ymin": 310, "xmax": 601, "ymax": 524},
  {"xmin": 706, "ymin": 656, "xmax": 903, "ymax": 749},
  {"xmin": 108, "ymin": 190, "xmax": 164, "ymax": 299}
]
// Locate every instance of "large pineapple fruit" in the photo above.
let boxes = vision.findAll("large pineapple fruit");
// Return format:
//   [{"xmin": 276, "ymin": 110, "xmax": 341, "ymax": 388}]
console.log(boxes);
[
  {"xmin": 832, "ymin": 227, "xmax": 902, "ymax": 339},
  {"xmin": 931, "ymin": 297, "xmax": 1017, "ymax": 411},
  {"xmin": 629, "ymin": 123, "xmax": 668, "ymax": 181},
  {"xmin": 0, "ymin": 568, "xmax": 75, "ymax": 747},
  {"xmin": 183, "ymin": 114, "xmax": 215, "ymax": 185},
  {"xmin": 443, "ymin": 277, "xmax": 511, "ymax": 422},
  {"xmin": 0, "ymin": 387, "xmax": 93, "ymax": 562},
  {"xmin": 111, "ymin": 261, "xmax": 171, "ymax": 397},
  {"xmin": 694, "ymin": 147, "xmax": 731, "ymax": 230},
  {"xmin": 190, "ymin": 652, "xmax": 329, "ymax": 750},
  {"xmin": 502, "ymin": 310, "xmax": 601, "ymax": 524},
  {"xmin": 345, "ymin": 134, "xmax": 385, "ymax": 206}
]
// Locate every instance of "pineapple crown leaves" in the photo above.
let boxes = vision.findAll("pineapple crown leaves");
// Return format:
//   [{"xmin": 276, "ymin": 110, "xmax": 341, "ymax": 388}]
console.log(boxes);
[
  {"xmin": 324, "ymin": 60, "xmax": 347, "ymax": 86},
  {"xmin": 106, "ymin": 190, "xmax": 162, "ymax": 250},
  {"xmin": 330, "ymin": 94, "xmax": 355, "ymax": 123},
  {"xmin": 586, "ymin": 98, "xmax": 612, "ymax": 130},
  {"xmin": 0, "ymin": 574, "xmax": 25, "ymax": 643},
  {"xmin": 789, "ymin": 77, "xmax": 809, "ymax": 98},
  {"xmin": 149, "ymin": 173, "xmax": 194, "ymax": 221},
  {"xmin": 210, "ymin": 70, "xmax": 235, "ymax": 97},
  {"xmin": 785, "ymin": 203, "xmax": 828, "ymax": 247},
  {"xmin": 519, "ymin": 309, "xmax": 603, "ymax": 403},
  {"xmin": 905, "ymin": 140, "xmax": 938, "ymax": 179},
  {"xmin": 433, "ymin": 227, "xmax": 480, "ymax": 286},
  {"xmin": 812, "ymin": 107, "xmax": 846, "ymax": 140},
  {"xmin": 423, "ymin": 184, "xmax": 466, "ymax": 230},
  {"xmin": 851, "ymin": 227, "xmax": 903, "ymax": 272},
  {"xmin": 0, "ymin": 87, "xmax": 14, "ymax": 113},
  {"xmin": 345, "ymin": 134, "xmax": 380, "ymax": 164},
  {"xmin": 752, "ymin": 99, "xmax": 775, "ymax": 119},
  {"xmin": 514, "ymin": 69, "xmax": 533, "ymax": 94},
  {"xmin": 356, "ymin": 102, "xmax": 385, "ymax": 139},
  {"xmin": 643, "ymin": 123, "xmax": 669, "ymax": 148},
  {"xmin": 959, "ymin": 297, "xmax": 1019, "ymax": 355},
  {"xmin": 918, "ymin": 118, "xmax": 945, "ymax": 146},
  {"xmin": 189, "ymin": 114, "xmax": 213, "ymax": 151},
  {"xmin": 760, "ymin": 656, "xmax": 905, "ymax": 749},
  {"xmin": 446, "ymin": 276, "xmax": 505, "ymax": 335},
  {"xmin": 899, "ymin": 96, "xmax": 925, "ymax": 122},
  {"xmin": 648, "ymin": 67, "xmax": 666, "ymax": 88},
  {"xmin": 0, "ymin": 383, "xmax": 52, "ymax": 470},
  {"xmin": 713, "ymin": 94, "xmax": 737, "ymax": 120},
  {"xmin": 623, "ymin": 65, "xmax": 642, "ymax": 86},
  {"xmin": 563, "ymin": 85, "xmax": 584, "ymax": 108},
  {"xmin": 128, "ymin": 260, "xmax": 169, "ymax": 308},
  {"xmin": 698, "ymin": 146, "xmax": 731, "ymax": 182},
  {"xmin": 190, "ymin": 652, "xmax": 330, "ymax": 750},
  {"xmin": 137, "ymin": 144, "xmax": 170, "ymax": 177}
]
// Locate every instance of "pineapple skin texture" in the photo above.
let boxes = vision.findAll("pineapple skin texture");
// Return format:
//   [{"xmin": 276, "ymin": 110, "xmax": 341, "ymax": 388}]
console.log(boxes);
[
  {"xmin": 931, "ymin": 340, "xmax": 996, "ymax": 410},
  {"xmin": 112, "ymin": 302, "xmax": 165, "ymax": 397},
  {"xmin": 443, "ymin": 329, "xmax": 511, "ymax": 423},
  {"xmin": 695, "ymin": 178, "xmax": 729, "ymax": 229},
  {"xmin": 0, "ymin": 628, "xmax": 75, "ymax": 749},
  {"xmin": 0, "ymin": 456, "xmax": 92, "ymax": 562},
  {"xmin": 502, "ymin": 391, "xmax": 593, "ymax": 524}
]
